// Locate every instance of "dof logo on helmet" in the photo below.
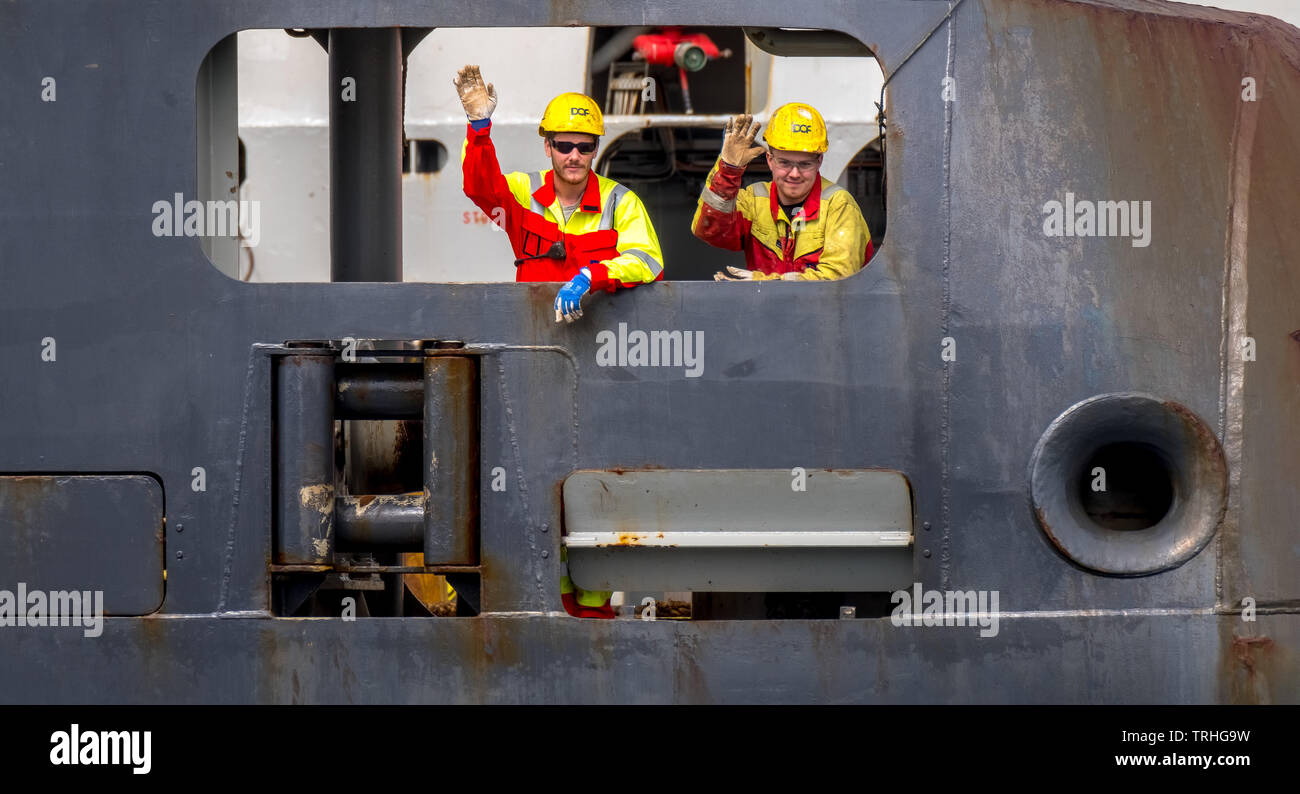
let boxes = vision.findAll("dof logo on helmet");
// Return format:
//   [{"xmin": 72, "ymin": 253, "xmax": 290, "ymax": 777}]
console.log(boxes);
[
  {"xmin": 571, "ymin": 107, "xmax": 590, "ymax": 116},
  {"xmin": 790, "ymin": 123, "xmax": 813, "ymax": 133}
]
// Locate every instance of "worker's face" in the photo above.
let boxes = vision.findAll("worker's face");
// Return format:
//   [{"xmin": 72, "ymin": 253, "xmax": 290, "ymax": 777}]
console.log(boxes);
[
  {"xmin": 767, "ymin": 149, "xmax": 823, "ymax": 205},
  {"xmin": 545, "ymin": 133, "xmax": 599, "ymax": 187}
]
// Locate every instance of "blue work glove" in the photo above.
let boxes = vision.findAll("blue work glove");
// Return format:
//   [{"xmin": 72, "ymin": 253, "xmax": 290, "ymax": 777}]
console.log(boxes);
[{"xmin": 554, "ymin": 267, "xmax": 592, "ymax": 323}]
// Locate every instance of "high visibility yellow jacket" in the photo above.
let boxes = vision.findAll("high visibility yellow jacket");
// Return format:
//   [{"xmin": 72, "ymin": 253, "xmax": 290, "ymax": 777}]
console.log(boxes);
[
  {"xmin": 691, "ymin": 157, "xmax": 873, "ymax": 279},
  {"xmin": 558, "ymin": 546, "xmax": 612, "ymax": 609},
  {"xmin": 461, "ymin": 122, "xmax": 665, "ymax": 291}
]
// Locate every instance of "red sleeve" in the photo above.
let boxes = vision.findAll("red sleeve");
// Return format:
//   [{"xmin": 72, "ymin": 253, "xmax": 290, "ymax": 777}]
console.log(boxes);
[
  {"xmin": 691, "ymin": 160, "xmax": 753, "ymax": 252},
  {"xmin": 461, "ymin": 121, "xmax": 515, "ymax": 217}
]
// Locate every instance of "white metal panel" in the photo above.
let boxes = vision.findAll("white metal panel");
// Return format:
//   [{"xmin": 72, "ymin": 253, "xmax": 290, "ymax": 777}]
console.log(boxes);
[
  {"xmin": 563, "ymin": 469, "xmax": 914, "ymax": 591},
  {"xmin": 566, "ymin": 530, "xmax": 912, "ymax": 548},
  {"xmin": 564, "ymin": 468, "xmax": 913, "ymax": 535}
]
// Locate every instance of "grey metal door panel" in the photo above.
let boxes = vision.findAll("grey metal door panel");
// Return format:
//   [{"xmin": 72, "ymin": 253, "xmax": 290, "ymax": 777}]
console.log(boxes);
[{"xmin": 0, "ymin": 475, "xmax": 164, "ymax": 615}]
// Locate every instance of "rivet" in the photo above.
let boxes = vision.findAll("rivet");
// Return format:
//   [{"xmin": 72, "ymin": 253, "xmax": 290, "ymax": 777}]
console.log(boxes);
[
  {"xmin": 923, "ymin": 521, "xmax": 931, "ymax": 530},
  {"xmin": 176, "ymin": 523, "xmax": 184, "ymax": 533},
  {"xmin": 922, "ymin": 549, "xmax": 931, "ymax": 558},
  {"xmin": 176, "ymin": 551, "xmax": 184, "ymax": 560},
  {"xmin": 541, "ymin": 550, "xmax": 549, "ymax": 558},
  {"xmin": 540, "ymin": 524, "xmax": 549, "ymax": 533}
]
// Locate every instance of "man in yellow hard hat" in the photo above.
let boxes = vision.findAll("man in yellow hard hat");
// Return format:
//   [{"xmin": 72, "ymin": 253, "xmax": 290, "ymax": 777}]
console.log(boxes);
[
  {"xmin": 454, "ymin": 65, "xmax": 661, "ymax": 617},
  {"xmin": 453, "ymin": 65, "xmax": 664, "ymax": 323},
  {"xmin": 691, "ymin": 103, "xmax": 873, "ymax": 281}
]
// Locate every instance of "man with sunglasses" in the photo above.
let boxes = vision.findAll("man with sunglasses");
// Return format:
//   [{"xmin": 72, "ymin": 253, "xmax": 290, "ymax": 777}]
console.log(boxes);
[
  {"xmin": 454, "ymin": 65, "xmax": 664, "ymax": 324},
  {"xmin": 692, "ymin": 103, "xmax": 873, "ymax": 281},
  {"xmin": 454, "ymin": 65, "xmax": 663, "ymax": 619}
]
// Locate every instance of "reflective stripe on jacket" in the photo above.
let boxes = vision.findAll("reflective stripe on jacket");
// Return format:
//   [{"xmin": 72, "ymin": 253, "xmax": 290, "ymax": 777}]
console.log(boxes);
[
  {"xmin": 691, "ymin": 157, "xmax": 873, "ymax": 279},
  {"xmin": 461, "ymin": 122, "xmax": 664, "ymax": 291}
]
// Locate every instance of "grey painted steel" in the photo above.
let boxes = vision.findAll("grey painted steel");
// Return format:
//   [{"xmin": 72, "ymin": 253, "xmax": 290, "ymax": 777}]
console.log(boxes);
[
  {"xmin": 336, "ymin": 494, "xmax": 424, "ymax": 550},
  {"xmin": 423, "ymin": 355, "xmax": 478, "ymax": 565},
  {"xmin": 0, "ymin": 0, "xmax": 1296, "ymax": 703},
  {"xmin": 564, "ymin": 468, "xmax": 913, "ymax": 591},
  {"xmin": 274, "ymin": 352, "xmax": 336, "ymax": 565},
  {"xmin": 1029, "ymin": 393, "xmax": 1227, "ymax": 575},
  {"xmin": 335, "ymin": 364, "xmax": 423, "ymax": 419},
  {"xmin": 4, "ymin": 612, "xmax": 1294, "ymax": 704},
  {"xmin": 0, "ymin": 475, "xmax": 164, "ymax": 615},
  {"xmin": 476, "ymin": 350, "xmax": 570, "ymax": 614},
  {"xmin": 329, "ymin": 27, "xmax": 403, "ymax": 282}
]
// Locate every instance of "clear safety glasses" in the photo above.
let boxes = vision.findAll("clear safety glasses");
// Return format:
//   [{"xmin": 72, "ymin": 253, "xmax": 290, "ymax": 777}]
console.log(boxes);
[{"xmin": 769, "ymin": 155, "xmax": 820, "ymax": 174}]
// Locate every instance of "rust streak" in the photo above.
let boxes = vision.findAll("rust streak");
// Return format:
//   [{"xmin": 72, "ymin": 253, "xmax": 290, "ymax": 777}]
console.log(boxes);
[
  {"xmin": 1232, "ymin": 634, "xmax": 1273, "ymax": 677},
  {"xmin": 1034, "ymin": 504, "xmax": 1066, "ymax": 552},
  {"xmin": 608, "ymin": 464, "xmax": 667, "ymax": 475}
]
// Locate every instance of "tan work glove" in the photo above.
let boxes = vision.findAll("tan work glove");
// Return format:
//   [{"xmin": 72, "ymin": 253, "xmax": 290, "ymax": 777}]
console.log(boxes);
[
  {"xmin": 720, "ymin": 114, "xmax": 766, "ymax": 169},
  {"xmin": 453, "ymin": 64, "xmax": 498, "ymax": 121},
  {"xmin": 713, "ymin": 266, "xmax": 785, "ymax": 281}
]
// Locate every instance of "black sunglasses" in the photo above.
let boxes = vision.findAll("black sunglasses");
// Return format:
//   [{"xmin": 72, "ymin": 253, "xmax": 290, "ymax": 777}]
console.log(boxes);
[{"xmin": 551, "ymin": 140, "xmax": 597, "ymax": 155}]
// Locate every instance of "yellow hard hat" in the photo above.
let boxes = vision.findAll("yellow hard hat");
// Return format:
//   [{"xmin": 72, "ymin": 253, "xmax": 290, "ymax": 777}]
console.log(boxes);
[
  {"xmin": 538, "ymin": 93, "xmax": 604, "ymax": 137},
  {"xmin": 763, "ymin": 102, "xmax": 828, "ymax": 153}
]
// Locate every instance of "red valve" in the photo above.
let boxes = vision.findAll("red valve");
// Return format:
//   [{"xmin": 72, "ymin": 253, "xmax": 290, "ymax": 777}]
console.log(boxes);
[{"xmin": 632, "ymin": 27, "xmax": 726, "ymax": 71}]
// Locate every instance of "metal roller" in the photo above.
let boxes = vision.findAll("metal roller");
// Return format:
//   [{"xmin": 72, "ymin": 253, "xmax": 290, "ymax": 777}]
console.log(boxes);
[
  {"xmin": 423, "ymin": 354, "xmax": 478, "ymax": 565},
  {"xmin": 274, "ymin": 350, "xmax": 336, "ymax": 565}
]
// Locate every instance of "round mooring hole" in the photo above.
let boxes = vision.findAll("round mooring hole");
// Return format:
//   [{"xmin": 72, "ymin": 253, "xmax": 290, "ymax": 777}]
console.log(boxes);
[
  {"xmin": 1078, "ymin": 442, "xmax": 1175, "ymax": 531},
  {"xmin": 1029, "ymin": 392, "xmax": 1227, "ymax": 575}
]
